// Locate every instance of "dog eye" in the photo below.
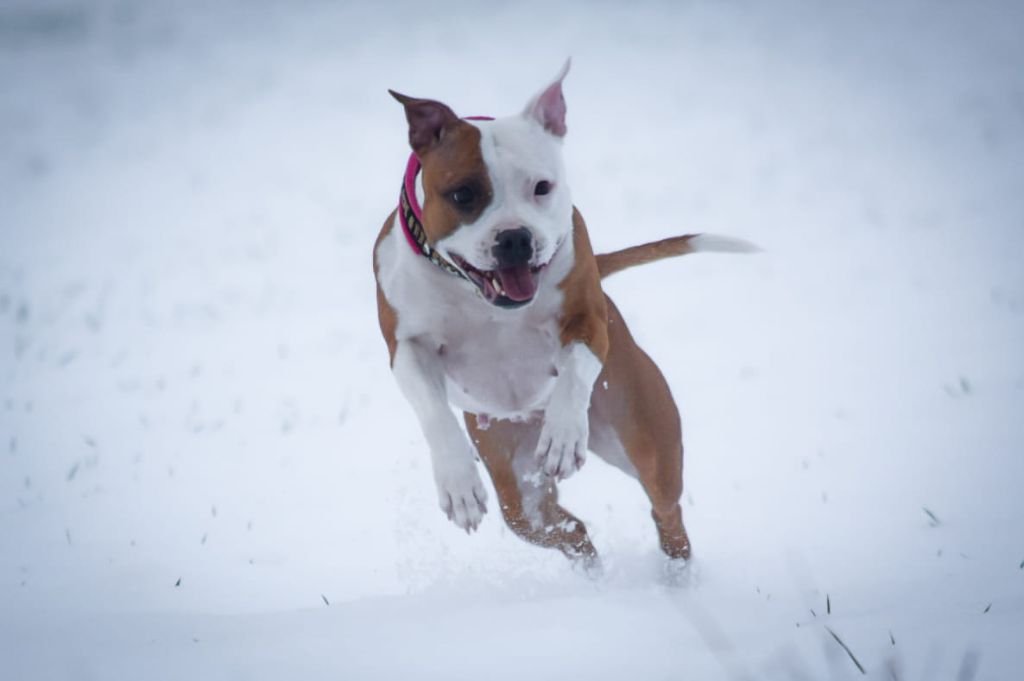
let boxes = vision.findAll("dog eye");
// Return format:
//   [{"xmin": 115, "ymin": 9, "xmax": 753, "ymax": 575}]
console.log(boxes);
[
  {"xmin": 534, "ymin": 181, "xmax": 552, "ymax": 196},
  {"xmin": 449, "ymin": 186, "xmax": 476, "ymax": 206}
]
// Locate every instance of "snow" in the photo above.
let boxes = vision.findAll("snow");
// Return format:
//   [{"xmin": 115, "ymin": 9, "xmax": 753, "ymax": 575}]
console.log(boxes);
[{"xmin": 2, "ymin": 0, "xmax": 1023, "ymax": 678}]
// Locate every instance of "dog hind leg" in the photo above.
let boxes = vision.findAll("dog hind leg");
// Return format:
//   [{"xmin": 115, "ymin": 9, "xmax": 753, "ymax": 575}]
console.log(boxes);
[
  {"xmin": 589, "ymin": 296, "xmax": 692, "ymax": 561},
  {"xmin": 464, "ymin": 414, "xmax": 599, "ymax": 566}
]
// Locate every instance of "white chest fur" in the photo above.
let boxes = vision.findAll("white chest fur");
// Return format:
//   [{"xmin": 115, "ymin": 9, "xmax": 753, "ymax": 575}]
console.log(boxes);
[{"xmin": 377, "ymin": 219, "xmax": 576, "ymax": 418}]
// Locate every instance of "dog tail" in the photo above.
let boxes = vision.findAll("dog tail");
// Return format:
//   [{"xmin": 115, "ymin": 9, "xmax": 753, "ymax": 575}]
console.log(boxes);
[{"xmin": 595, "ymin": 234, "xmax": 760, "ymax": 279}]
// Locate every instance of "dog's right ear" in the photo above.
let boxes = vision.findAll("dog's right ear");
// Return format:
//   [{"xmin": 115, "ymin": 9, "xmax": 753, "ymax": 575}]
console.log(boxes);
[
  {"xmin": 522, "ymin": 59, "xmax": 570, "ymax": 137},
  {"xmin": 389, "ymin": 90, "xmax": 460, "ymax": 157}
]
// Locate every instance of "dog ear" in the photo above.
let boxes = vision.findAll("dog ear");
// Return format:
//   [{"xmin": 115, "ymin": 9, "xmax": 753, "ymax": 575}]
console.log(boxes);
[
  {"xmin": 522, "ymin": 59, "xmax": 570, "ymax": 137},
  {"xmin": 389, "ymin": 90, "xmax": 460, "ymax": 156}
]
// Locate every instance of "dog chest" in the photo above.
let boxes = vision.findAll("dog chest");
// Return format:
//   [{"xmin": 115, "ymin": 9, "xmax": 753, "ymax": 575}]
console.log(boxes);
[{"xmin": 439, "ymin": 310, "xmax": 562, "ymax": 417}]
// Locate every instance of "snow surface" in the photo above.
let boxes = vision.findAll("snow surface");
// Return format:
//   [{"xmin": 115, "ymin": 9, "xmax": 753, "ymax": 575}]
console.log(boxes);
[{"xmin": 2, "ymin": 1, "xmax": 1023, "ymax": 679}]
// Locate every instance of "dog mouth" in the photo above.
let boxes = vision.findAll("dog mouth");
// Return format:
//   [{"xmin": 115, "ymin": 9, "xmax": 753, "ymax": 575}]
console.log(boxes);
[{"xmin": 451, "ymin": 255, "xmax": 545, "ymax": 308}]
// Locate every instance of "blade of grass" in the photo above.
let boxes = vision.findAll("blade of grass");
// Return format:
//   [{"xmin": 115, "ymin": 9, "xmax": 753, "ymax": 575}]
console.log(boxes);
[{"xmin": 825, "ymin": 626, "xmax": 866, "ymax": 675}]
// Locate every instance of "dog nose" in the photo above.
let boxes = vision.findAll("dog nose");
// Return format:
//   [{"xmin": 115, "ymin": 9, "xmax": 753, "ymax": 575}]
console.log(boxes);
[{"xmin": 493, "ymin": 227, "xmax": 534, "ymax": 267}]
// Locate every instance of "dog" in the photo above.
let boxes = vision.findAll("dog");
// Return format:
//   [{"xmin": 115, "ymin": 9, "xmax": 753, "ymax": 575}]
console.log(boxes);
[{"xmin": 374, "ymin": 62, "xmax": 752, "ymax": 570}]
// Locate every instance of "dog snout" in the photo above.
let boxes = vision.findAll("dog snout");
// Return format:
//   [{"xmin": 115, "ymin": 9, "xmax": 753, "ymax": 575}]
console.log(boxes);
[{"xmin": 492, "ymin": 227, "xmax": 534, "ymax": 267}]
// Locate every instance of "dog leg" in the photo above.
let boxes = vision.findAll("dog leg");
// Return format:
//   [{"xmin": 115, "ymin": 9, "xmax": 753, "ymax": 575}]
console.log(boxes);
[
  {"xmin": 628, "ymin": 422, "xmax": 691, "ymax": 561},
  {"xmin": 392, "ymin": 340, "xmax": 487, "ymax": 532},
  {"xmin": 465, "ymin": 414, "xmax": 599, "ymax": 567},
  {"xmin": 535, "ymin": 341, "xmax": 603, "ymax": 481},
  {"xmin": 535, "ymin": 209, "xmax": 609, "ymax": 483},
  {"xmin": 589, "ymin": 296, "xmax": 692, "ymax": 560}
]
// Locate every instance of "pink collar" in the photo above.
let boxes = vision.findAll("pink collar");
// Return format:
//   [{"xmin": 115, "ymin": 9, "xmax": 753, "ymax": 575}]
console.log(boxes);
[{"xmin": 398, "ymin": 152, "xmax": 426, "ymax": 253}]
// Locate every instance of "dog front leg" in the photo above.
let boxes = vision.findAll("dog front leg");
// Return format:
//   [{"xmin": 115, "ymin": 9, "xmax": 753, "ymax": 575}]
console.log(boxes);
[
  {"xmin": 536, "ymin": 341, "xmax": 603, "ymax": 480},
  {"xmin": 392, "ymin": 340, "xmax": 488, "ymax": 532}
]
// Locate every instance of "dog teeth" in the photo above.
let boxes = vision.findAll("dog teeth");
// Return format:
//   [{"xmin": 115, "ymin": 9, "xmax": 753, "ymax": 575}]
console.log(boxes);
[{"xmin": 491, "ymin": 275, "xmax": 504, "ymax": 294}]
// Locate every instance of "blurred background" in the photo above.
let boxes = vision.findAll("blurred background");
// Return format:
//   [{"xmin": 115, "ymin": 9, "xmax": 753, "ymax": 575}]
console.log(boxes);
[{"xmin": 1, "ymin": 1, "xmax": 1022, "ymax": 679}]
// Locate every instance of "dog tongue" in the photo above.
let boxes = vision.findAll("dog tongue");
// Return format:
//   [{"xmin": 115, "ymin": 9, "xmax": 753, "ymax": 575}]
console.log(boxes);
[{"xmin": 496, "ymin": 264, "xmax": 537, "ymax": 302}]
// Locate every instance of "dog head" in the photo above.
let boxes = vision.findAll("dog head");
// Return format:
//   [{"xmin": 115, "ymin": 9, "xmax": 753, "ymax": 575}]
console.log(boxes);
[{"xmin": 390, "ymin": 61, "xmax": 573, "ymax": 309}]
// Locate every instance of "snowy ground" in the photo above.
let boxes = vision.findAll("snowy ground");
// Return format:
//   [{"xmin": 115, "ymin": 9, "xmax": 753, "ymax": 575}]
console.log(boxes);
[{"xmin": 2, "ymin": 1, "xmax": 1023, "ymax": 679}]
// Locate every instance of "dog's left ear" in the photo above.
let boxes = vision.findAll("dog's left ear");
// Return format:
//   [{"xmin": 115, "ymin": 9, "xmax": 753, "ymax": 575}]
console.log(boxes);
[
  {"xmin": 523, "ymin": 59, "xmax": 570, "ymax": 137},
  {"xmin": 389, "ymin": 90, "xmax": 461, "ymax": 157}
]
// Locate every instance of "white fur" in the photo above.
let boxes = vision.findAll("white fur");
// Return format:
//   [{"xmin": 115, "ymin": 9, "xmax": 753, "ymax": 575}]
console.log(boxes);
[
  {"xmin": 535, "ymin": 342, "xmax": 602, "ymax": 480},
  {"xmin": 689, "ymin": 234, "xmax": 761, "ymax": 254},
  {"xmin": 391, "ymin": 339, "xmax": 488, "ymax": 531},
  {"xmin": 378, "ymin": 220, "xmax": 576, "ymax": 420},
  {"xmin": 588, "ymin": 416, "xmax": 638, "ymax": 478},
  {"xmin": 377, "ymin": 94, "xmax": 598, "ymax": 531},
  {"xmin": 433, "ymin": 117, "xmax": 572, "ymax": 273}
]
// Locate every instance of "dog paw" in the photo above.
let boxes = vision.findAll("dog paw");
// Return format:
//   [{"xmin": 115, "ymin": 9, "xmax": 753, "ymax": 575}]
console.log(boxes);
[
  {"xmin": 435, "ymin": 461, "xmax": 488, "ymax": 533},
  {"xmin": 536, "ymin": 416, "xmax": 588, "ymax": 480},
  {"xmin": 660, "ymin": 557, "xmax": 698, "ymax": 589},
  {"xmin": 570, "ymin": 551, "xmax": 604, "ymax": 581}
]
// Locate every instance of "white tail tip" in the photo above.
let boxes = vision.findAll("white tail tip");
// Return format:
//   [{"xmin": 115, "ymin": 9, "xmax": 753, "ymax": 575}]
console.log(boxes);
[{"xmin": 689, "ymin": 234, "xmax": 763, "ymax": 254}]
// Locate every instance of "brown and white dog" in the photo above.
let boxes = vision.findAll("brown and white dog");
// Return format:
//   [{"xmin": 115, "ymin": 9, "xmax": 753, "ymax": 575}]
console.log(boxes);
[{"xmin": 374, "ymin": 62, "xmax": 752, "ymax": 571}]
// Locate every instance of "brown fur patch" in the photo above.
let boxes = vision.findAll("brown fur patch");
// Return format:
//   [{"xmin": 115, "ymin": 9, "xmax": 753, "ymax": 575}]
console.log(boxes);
[
  {"xmin": 464, "ymin": 413, "xmax": 598, "ymax": 561},
  {"xmin": 373, "ymin": 210, "xmax": 399, "ymax": 366},
  {"xmin": 556, "ymin": 208, "xmax": 609, "ymax": 361},
  {"xmin": 595, "ymin": 234, "xmax": 698, "ymax": 279},
  {"xmin": 419, "ymin": 122, "xmax": 493, "ymax": 245},
  {"xmin": 588, "ymin": 295, "xmax": 691, "ymax": 559}
]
